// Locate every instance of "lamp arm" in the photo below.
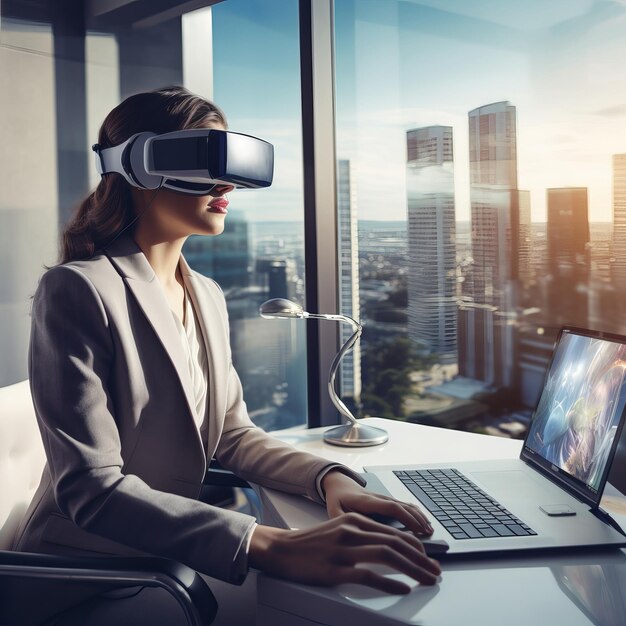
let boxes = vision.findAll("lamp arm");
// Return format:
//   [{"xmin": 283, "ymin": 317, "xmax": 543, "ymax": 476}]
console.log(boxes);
[{"xmin": 306, "ymin": 313, "xmax": 362, "ymax": 425}]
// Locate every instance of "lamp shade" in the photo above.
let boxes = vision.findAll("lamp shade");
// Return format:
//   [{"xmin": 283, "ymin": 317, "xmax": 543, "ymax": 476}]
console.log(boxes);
[{"xmin": 259, "ymin": 298, "xmax": 305, "ymax": 319}]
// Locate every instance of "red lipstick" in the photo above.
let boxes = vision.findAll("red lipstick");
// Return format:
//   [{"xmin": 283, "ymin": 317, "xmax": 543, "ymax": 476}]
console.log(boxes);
[{"xmin": 207, "ymin": 197, "xmax": 229, "ymax": 214}]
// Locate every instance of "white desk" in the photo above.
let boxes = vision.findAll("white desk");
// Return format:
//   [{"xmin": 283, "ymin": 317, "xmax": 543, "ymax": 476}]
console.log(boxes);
[{"xmin": 254, "ymin": 417, "xmax": 626, "ymax": 626}]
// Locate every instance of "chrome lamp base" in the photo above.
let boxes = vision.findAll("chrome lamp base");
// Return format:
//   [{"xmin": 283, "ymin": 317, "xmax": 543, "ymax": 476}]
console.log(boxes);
[{"xmin": 323, "ymin": 422, "xmax": 389, "ymax": 447}]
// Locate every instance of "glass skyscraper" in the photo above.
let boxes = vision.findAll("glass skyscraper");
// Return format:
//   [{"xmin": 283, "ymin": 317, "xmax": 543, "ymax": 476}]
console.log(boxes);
[
  {"xmin": 546, "ymin": 187, "xmax": 590, "ymax": 328},
  {"xmin": 460, "ymin": 101, "xmax": 519, "ymax": 387},
  {"xmin": 613, "ymin": 154, "xmax": 626, "ymax": 285},
  {"xmin": 337, "ymin": 159, "xmax": 361, "ymax": 403},
  {"xmin": 406, "ymin": 126, "xmax": 457, "ymax": 363}
]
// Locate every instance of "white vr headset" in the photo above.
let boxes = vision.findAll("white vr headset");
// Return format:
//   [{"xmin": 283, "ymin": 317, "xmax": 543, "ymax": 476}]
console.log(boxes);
[{"xmin": 93, "ymin": 129, "xmax": 274, "ymax": 195}]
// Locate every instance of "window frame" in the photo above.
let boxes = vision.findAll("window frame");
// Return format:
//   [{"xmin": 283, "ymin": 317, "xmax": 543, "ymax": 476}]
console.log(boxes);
[{"xmin": 299, "ymin": 0, "xmax": 344, "ymax": 427}]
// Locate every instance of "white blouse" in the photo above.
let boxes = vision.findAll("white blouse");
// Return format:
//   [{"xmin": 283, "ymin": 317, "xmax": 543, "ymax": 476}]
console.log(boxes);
[
  {"xmin": 171, "ymin": 280, "xmax": 258, "ymax": 576},
  {"xmin": 170, "ymin": 285, "xmax": 209, "ymax": 443}
]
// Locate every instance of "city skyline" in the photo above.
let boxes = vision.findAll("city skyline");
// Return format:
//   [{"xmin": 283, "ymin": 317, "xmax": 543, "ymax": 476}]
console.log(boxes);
[{"xmin": 193, "ymin": 180, "xmax": 623, "ymax": 428}]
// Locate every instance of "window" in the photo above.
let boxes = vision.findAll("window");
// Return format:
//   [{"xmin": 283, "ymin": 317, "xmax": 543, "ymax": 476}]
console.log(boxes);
[
  {"xmin": 8, "ymin": 1, "xmax": 625, "ymax": 439},
  {"xmin": 334, "ymin": 0, "xmax": 626, "ymax": 439},
  {"xmin": 207, "ymin": 0, "xmax": 308, "ymax": 430},
  {"xmin": 1, "ymin": 0, "xmax": 307, "ymax": 430}
]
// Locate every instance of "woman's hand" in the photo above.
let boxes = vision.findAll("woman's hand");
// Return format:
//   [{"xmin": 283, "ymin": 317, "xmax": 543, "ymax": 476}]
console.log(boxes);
[
  {"xmin": 248, "ymin": 513, "xmax": 441, "ymax": 595},
  {"xmin": 322, "ymin": 470, "xmax": 434, "ymax": 537}
]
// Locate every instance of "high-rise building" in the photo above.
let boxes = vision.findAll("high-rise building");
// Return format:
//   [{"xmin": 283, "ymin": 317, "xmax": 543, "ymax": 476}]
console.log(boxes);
[
  {"xmin": 460, "ymin": 101, "xmax": 519, "ymax": 388},
  {"xmin": 337, "ymin": 159, "xmax": 361, "ymax": 403},
  {"xmin": 406, "ymin": 126, "xmax": 457, "ymax": 362},
  {"xmin": 546, "ymin": 187, "xmax": 590, "ymax": 327},
  {"xmin": 613, "ymin": 154, "xmax": 626, "ymax": 285},
  {"xmin": 517, "ymin": 190, "xmax": 532, "ymax": 290},
  {"xmin": 255, "ymin": 257, "xmax": 297, "ymax": 301}
]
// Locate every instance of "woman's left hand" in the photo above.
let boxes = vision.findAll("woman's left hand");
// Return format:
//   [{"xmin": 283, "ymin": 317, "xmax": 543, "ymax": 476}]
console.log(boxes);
[{"xmin": 322, "ymin": 470, "xmax": 434, "ymax": 537}]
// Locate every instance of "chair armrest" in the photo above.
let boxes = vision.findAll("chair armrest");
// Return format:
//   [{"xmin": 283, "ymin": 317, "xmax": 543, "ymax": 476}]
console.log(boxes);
[
  {"xmin": 205, "ymin": 458, "xmax": 251, "ymax": 489},
  {"xmin": 0, "ymin": 550, "xmax": 217, "ymax": 626}
]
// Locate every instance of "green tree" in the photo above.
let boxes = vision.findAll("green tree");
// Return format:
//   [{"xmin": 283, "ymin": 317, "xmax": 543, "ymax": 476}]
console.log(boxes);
[{"xmin": 361, "ymin": 337, "xmax": 435, "ymax": 419}]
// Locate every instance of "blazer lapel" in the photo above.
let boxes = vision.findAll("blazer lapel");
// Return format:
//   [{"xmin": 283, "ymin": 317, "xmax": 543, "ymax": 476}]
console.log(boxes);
[
  {"xmin": 102, "ymin": 232, "xmax": 206, "ymax": 465},
  {"xmin": 178, "ymin": 253, "xmax": 228, "ymax": 459}
]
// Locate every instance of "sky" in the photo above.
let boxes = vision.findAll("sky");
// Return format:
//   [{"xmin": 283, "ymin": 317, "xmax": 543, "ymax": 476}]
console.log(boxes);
[{"xmin": 211, "ymin": 0, "xmax": 626, "ymax": 223}]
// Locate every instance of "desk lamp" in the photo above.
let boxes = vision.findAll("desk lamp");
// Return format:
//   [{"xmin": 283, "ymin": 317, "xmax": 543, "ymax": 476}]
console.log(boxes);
[{"xmin": 259, "ymin": 298, "xmax": 389, "ymax": 447}]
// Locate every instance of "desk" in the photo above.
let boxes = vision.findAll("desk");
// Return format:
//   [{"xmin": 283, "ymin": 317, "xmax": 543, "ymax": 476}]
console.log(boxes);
[{"xmin": 254, "ymin": 417, "xmax": 626, "ymax": 626}]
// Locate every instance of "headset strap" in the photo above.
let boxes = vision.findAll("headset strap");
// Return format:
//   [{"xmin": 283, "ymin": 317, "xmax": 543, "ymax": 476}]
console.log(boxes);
[{"xmin": 92, "ymin": 140, "xmax": 130, "ymax": 177}]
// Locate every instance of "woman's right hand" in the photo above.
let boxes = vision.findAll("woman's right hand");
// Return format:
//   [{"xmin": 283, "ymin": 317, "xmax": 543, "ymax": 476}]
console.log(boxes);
[{"xmin": 248, "ymin": 512, "xmax": 441, "ymax": 594}]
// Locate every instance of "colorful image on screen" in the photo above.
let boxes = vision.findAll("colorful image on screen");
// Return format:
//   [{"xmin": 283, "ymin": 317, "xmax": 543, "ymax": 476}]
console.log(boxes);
[{"xmin": 527, "ymin": 333, "xmax": 626, "ymax": 492}]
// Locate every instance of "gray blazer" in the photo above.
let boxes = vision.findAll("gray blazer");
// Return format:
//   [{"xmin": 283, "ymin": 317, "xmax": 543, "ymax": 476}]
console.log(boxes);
[{"xmin": 12, "ymin": 231, "xmax": 364, "ymax": 584}]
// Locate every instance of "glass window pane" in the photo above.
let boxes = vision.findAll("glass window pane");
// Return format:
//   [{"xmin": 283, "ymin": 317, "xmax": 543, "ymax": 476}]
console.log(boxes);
[
  {"xmin": 209, "ymin": 0, "xmax": 308, "ymax": 430},
  {"xmin": 334, "ymin": 0, "xmax": 626, "ymax": 439}
]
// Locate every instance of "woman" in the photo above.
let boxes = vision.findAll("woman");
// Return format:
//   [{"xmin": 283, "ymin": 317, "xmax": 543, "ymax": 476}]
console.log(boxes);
[{"xmin": 13, "ymin": 86, "xmax": 440, "ymax": 616}]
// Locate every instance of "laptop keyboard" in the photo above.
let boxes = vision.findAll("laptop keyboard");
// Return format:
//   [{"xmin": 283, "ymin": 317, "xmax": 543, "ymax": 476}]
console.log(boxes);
[{"xmin": 394, "ymin": 469, "xmax": 538, "ymax": 540}]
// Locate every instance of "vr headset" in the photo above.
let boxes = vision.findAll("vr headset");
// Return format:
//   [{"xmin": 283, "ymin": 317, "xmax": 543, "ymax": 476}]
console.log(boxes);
[{"xmin": 93, "ymin": 129, "xmax": 274, "ymax": 195}]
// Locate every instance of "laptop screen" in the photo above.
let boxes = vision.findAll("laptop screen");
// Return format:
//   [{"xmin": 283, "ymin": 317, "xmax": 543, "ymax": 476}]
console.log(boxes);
[{"xmin": 523, "ymin": 328, "xmax": 626, "ymax": 505}]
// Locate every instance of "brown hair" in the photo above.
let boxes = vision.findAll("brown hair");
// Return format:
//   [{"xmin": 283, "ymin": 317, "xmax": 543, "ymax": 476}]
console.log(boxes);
[{"xmin": 57, "ymin": 86, "xmax": 227, "ymax": 264}]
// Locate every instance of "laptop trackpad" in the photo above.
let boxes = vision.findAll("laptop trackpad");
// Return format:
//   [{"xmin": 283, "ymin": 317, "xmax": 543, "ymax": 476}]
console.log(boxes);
[{"xmin": 471, "ymin": 470, "xmax": 538, "ymax": 497}]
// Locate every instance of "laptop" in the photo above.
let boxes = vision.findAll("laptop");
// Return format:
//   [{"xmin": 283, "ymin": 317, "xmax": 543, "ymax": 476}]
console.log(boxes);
[{"xmin": 364, "ymin": 326, "xmax": 626, "ymax": 554}]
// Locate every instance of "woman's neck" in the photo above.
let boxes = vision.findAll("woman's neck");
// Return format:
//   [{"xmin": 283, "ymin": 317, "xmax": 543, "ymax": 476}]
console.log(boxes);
[{"xmin": 132, "ymin": 230, "xmax": 187, "ymax": 289}]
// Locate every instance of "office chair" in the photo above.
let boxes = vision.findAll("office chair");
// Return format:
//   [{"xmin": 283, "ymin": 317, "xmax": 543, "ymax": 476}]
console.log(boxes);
[{"xmin": 0, "ymin": 379, "xmax": 251, "ymax": 625}]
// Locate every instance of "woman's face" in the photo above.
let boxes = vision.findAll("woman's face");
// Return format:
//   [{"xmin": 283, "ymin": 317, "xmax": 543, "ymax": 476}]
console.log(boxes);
[
  {"xmin": 133, "ymin": 123, "xmax": 236, "ymax": 239},
  {"xmin": 155, "ymin": 181, "xmax": 236, "ymax": 238}
]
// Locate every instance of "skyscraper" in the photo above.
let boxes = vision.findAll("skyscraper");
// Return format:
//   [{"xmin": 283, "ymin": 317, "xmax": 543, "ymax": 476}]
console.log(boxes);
[
  {"xmin": 337, "ymin": 159, "xmax": 361, "ymax": 403},
  {"xmin": 613, "ymin": 154, "xmax": 626, "ymax": 285},
  {"xmin": 460, "ymin": 101, "xmax": 519, "ymax": 387},
  {"xmin": 517, "ymin": 190, "xmax": 532, "ymax": 291},
  {"xmin": 255, "ymin": 257, "xmax": 297, "ymax": 300},
  {"xmin": 406, "ymin": 126, "xmax": 457, "ymax": 362},
  {"xmin": 546, "ymin": 187, "xmax": 590, "ymax": 327}
]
